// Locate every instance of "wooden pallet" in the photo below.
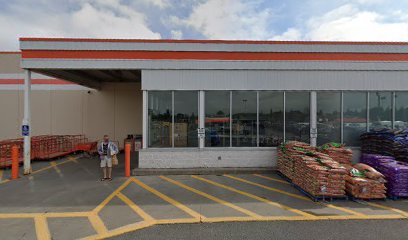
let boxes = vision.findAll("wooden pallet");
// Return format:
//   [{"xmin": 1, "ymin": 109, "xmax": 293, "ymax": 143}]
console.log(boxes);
[
  {"xmin": 348, "ymin": 195, "xmax": 387, "ymax": 201},
  {"xmin": 292, "ymin": 183, "xmax": 349, "ymax": 202},
  {"xmin": 276, "ymin": 171, "xmax": 293, "ymax": 184},
  {"xmin": 388, "ymin": 195, "xmax": 408, "ymax": 201}
]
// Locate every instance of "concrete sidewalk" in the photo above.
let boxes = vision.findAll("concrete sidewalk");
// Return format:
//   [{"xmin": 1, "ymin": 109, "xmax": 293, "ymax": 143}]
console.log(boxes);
[{"xmin": 0, "ymin": 154, "xmax": 407, "ymax": 240}]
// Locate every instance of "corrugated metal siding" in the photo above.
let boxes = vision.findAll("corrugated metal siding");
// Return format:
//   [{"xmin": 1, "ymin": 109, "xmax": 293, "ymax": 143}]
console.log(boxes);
[
  {"xmin": 142, "ymin": 69, "xmax": 408, "ymax": 91},
  {"xmin": 20, "ymin": 40, "xmax": 408, "ymax": 53},
  {"xmin": 21, "ymin": 59, "xmax": 408, "ymax": 71}
]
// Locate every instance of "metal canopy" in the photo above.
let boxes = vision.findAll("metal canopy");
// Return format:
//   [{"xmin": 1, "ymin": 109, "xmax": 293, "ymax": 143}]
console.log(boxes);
[{"xmin": 32, "ymin": 69, "xmax": 141, "ymax": 90}]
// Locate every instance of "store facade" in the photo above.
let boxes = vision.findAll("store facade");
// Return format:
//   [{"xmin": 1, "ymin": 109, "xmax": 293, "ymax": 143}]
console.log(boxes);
[{"xmin": 19, "ymin": 38, "xmax": 408, "ymax": 169}]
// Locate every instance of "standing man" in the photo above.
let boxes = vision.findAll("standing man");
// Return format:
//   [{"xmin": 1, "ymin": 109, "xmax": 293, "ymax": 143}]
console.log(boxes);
[{"xmin": 98, "ymin": 135, "xmax": 118, "ymax": 181}]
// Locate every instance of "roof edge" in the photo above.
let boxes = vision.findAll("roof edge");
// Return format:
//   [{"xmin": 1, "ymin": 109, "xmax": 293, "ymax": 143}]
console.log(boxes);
[{"xmin": 19, "ymin": 37, "xmax": 408, "ymax": 46}]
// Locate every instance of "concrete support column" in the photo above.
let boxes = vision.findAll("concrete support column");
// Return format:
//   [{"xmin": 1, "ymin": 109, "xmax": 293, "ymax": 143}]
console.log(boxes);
[
  {"xmin": 23, "ymin": 69, "xmax": 32, "ymax": 174},
  {"xmin": 199, "ymin": 91, "xmax": 205, "ymax": 149},
  {"xmin": 142, "ymin": 90, "xmax": 148, "ymax": 149},
  {"xmin": 310, "ymin": 91, "xmax": 317, "ymax": 147}
]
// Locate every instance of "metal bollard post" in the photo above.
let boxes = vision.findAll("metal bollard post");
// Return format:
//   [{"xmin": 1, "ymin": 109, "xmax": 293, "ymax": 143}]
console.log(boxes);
[
  {"xmin": 11, "ymin": 145, "xmax": 19, "ymax": 180},
  {"xmin": 125, "ymin": 143, "xmax": 131, "ymax": 177}
]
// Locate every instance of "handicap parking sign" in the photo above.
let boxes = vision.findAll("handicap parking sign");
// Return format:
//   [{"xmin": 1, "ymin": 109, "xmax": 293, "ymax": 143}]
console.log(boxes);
[{"xmin": 22, "ymin": 125, "xmax": 30, "ymax": 136}]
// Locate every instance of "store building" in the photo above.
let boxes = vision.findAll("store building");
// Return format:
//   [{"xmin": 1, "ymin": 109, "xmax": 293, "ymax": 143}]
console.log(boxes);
[{"xmin": 3, "ymin": 38, "xmax": 408, "ymax": 170}]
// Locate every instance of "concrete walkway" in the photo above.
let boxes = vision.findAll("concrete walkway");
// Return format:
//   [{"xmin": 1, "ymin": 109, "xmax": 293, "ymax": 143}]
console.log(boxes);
[{"xmin": 0, "ymin": 154, "xmax": 407, "ymax": 240}]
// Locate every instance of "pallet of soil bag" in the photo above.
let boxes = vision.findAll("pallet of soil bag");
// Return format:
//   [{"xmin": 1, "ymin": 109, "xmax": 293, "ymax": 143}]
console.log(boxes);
[
  {"xmin": 292, "ymin": 154, "xmax": 348, "ymax": 202},
  {"xmin": 277, "ymin": 141, "xmax": 316, "ymax": 180},
  {"xmin": 319, "ymin": 142, "xmax": 353, "ymax": 165},
  {"xmin": 343, "ymin": 163, "xmax": 387, "ymax": 200}
]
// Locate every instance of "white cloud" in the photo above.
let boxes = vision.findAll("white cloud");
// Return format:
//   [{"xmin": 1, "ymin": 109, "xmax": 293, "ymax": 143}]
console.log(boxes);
[
  {"xmin": 174, "ymin": 0, "xmax": 274, "ymax": 40},
  {"xmin": 275, "ymin": 4, "xmax": 408, "ymax": 41},
  {"xmin": 306, "ymin": 4, "xmax": 408, "ymax": 41},
  {"xmin": 170, "ymin": 30, "xmax": 183, "ymax": 39},
  {"xmin": 0, "ymin": 0, "xmax": 161, "ymax": 50}
]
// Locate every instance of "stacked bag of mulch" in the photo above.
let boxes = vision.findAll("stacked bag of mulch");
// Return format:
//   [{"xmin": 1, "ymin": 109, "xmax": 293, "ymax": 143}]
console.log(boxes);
[
  {"xmin": 343, "ymin": 163, "xmax": 387, "ymax": 199},
  {"xmin": 292, "ymin": 151, "xmax": 347, "ymax": 197},
  {"xmin": 361, "ymin": 154, "xmax": 408, "ymax": 198},
  {"xmin": 360, "ymin": 129, "xmax": 408, "ymax": 163},
  {"xmin": 319, "ymin": 142, "xmax": 353, "ymax": 165},
  {"xmin": 277, "ymin": 141, "xmax": 316, "ymax": 180}
]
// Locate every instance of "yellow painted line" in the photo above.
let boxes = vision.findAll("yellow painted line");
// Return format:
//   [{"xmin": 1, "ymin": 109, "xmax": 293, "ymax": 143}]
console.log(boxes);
[
  {"xmin": 225, "ymin": 175, "xmax": 367, "ymax": 217},
  {"xmin": 34, "ymin": 215, "xmax": 51, "ymax": 240},
  {"xmin": 88, "ymin": 213, "xmax": 108, "ymax": 235},
  {"xmin": 225, "ymin": 175, "xmax": 311, "ymax": 201},
  {"xmin": 44, "ymin": 212, "xmax": 91, "ymax": 218},
  {"xmin": 316, "ymin": 214, "xmax": 406, "ymax": 220},
  {"xmin": 0, "ymin": 179, "xmax": 10, "ymax": 185},
  {"xmin": 253, "ymin": 174, "xmax": 290, "ymax": 185},
  {"xmin": 155, "ymin": 218, "xmax": 200, "ymax": 224},
  {"xmin": 160, "ymin": 176, "xmax": 263, "ymax": 219},
  {"xmin": 131, "ymin": 177, "xmax": 203, "ymax": 220},
  {"xmin": 192, "ymin": 175, "xmax": 316, "ymax": 219},
  {"xmin": 50, "ymin": 161, "xmax": 63, "ymax": 176},
  {"xmin": 81, "ymin": 221, "xmax": 154, "ymax": 240},
  {"xmin": 93, "ymin": 178, "xmax": 133, "ymax": 213},
  {"xmin": 0, "ymin": 213, "xmax": 40, "ymax": 218},
  {"xmin": 365, "ymin": 202, "xmax": 408, "ymax": 217},
  {"xmin": 116, "ymin": 192, "xmax": 155, "ymax": 222}
]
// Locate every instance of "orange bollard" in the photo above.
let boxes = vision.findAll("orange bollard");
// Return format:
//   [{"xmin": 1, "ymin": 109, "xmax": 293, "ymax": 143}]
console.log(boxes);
[
  {"xmin": 11, "ymin": 145, "xmax": 19, "ymax": 180},
  {"xmin": 125, "ymin": 143, "xmax": 131, "ymax": 177}
]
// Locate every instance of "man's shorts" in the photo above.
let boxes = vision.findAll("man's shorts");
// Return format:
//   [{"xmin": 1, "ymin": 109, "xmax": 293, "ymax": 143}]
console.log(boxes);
[{"xmin": 100, "ymin": 156, "xmax": 112, "ymax": 168}]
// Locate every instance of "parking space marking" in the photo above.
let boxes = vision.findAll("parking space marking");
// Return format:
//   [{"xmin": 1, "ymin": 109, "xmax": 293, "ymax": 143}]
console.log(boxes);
[
  {"xmin": 192, "ymin": 175, "xmax": 317, "ymax": 219},
  {"xmin": 81, "ymin": 221, "xmax": 154, "ymax": 240},
  {"xmin": 365, "ymin": 202, "xmax": 408, "ymax": 217},
  {"xmin": 253, "ymin": 174, "xmax": 290, "ymax": 185},
  {"xmin": 131, "ymin": 177, "xmax": 203, "ymax": 220},
  {"xmin": 88, "ymin": 213, "xmax": 108, "ymax": 235},
  {"xmin": 160, "ymin": 176, "xmax": 263, "ymax": 219},
  {"xmin": 34, "ymin": 215, "xmax": 51, "ymax": 240},
  {"xmin": 116, "ymin": 192, "xmax": 155, "ymax": 222},
  {"xmin": 93, "ymin": 178, "xmax": 133, "ymax": 213},
  {"xmin": 227, "ymin": 175, "xmax": 367, "ymax": 217},
  {"xmin": 50, "ymin": 161, "xmax": 63, "ymax": 177}
]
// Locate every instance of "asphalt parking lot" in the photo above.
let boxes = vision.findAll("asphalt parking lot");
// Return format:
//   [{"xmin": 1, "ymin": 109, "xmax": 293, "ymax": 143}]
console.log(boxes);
[{"xmin": 0, "ymin": 154, "xmax": 407, "ymax": 240}]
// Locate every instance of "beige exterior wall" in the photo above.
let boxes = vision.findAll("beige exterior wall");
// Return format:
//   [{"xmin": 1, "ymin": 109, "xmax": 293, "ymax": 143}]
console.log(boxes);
[{"xmin": 0, "ymin": 53, "xmax": 142, "ymax": 148}]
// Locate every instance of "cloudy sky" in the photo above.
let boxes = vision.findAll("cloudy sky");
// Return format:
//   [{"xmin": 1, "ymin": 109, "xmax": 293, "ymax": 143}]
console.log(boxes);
[{"xmin": 1, "ymin": 0, "xmax": 408, "ymax": 50}]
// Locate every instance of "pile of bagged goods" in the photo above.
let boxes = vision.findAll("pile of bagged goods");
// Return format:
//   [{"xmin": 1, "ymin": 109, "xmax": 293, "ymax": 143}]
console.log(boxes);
[
  {"xmin": 278, "ymin": 141, "xmax": 387, "ymax": 199},
  {"xmin": 320, "ymin": 142, "xmax": 353, "ymax": 165},
  {"xmin": 360, "ymin": 129, "xmax": 408, "ymax": 163},
  {"xmin": 278, "ymin": 141, "xmax": 348, "ymax": 198},
  {"xmin": 343, "ymin": 163, "xmax": 387, "ymax": 199},
  {"xmin": 361, "ymin": 154, "xmax": 408, "ymax": 198}
]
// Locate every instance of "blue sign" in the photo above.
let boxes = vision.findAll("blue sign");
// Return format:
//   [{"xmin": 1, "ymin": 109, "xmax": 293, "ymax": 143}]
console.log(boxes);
[{"xmin": 22, "ymin": 125, "xmax": 30, "ymax": 136}]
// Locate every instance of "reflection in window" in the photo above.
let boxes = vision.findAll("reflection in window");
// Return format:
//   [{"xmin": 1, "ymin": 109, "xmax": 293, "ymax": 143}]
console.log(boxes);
[
  {"xmin": 395, "ymin": 92, "xmax": 408, "ymax": 130},
  {"xmin": 148, "ymin": 91, "xmax": 172, "ymax": 148},
  {"xmin": 317, "ymin": 92, "xmax": 341, "ymax": 145},
  {"xmin": 232, "ymin": 91, "xmax": 257, "ymax": 147},
  {"xmin": 259, "ymin": 92, "xmax": 284, "ymax": 146},
  {"xmin": 369, "ymin": 92, "xmax": 392, "ymax": 130},
  {"xmin": 174, "ymin": 91, "xmax": 198, "ymax": 147},
  {"xmin": 205, "ymin": 91, "xmax": 231, "ymax": 147},
  {"xmin": 285, "ymin": 92, "xmax": 310, "ymax": 143},
  {"xmin": 343, "ymin": 92, "xmax": 367, "ymax": 146}
]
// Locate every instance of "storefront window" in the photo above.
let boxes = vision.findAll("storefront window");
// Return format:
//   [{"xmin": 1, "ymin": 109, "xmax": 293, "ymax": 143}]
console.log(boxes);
[
  {"xmin": 317, "ymin": 92, "xmax": 341, "ymax": 145},
  {"xmin": 205, "ymin": 91, "xmax": 231, "ymax": 147},
  {"xmin": 174, "ymin": 91, "xmax": 199, "ymax": 147},
  {"xmin": 259, "ymin": 91, "xmax": 284, "ymax": 146},
  {"xmin": 148, "ymin": 91, "xmax": 172, "ymax": 148},
  {"xmin": 369, "ymin": 92, "xmax": 392, "ymax": 130},
  {"xmin": 395, "ymin": 92, "xmax": 408, "ymax": 130},
  {"xmin": 285, "ymin": 92, "xmax": 310, "ymax": 143},
  {"xmin": 343, "ymin": 92, "xmax": 367, "ymax": 146},
  {"xmin": 232, "ymin": 91, "xmax": 257, "ymax": 147}
]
